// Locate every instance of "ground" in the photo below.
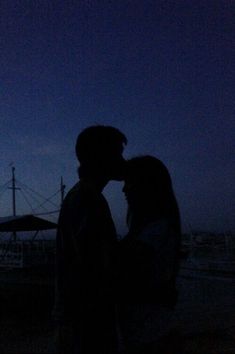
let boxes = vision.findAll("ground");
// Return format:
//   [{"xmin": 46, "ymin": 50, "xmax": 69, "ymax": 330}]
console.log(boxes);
[{"xmin": 0, "ymin": 314, "xmax": 234, "ymax": 354}]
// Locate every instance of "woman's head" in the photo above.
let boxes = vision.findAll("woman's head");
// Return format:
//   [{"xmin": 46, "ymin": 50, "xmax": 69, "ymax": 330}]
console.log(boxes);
[{"xmin": 123, "ymin": 156, "xmax": 180, "ymax": 231}]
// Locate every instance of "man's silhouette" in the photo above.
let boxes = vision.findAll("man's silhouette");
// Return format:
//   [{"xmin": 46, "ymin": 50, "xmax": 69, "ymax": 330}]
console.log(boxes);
[{"xmin": 54, "ymin": 126, "xmax": 127, "ymax": 354}]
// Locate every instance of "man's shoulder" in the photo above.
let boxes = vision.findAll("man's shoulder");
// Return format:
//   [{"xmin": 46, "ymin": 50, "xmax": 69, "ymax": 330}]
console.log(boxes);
[
  {"xmin": 58, "ymin": 182, "xmax": 95, "ymax": 225},
  {"xmin": 65, "ymin": 182, "xmax": 84, "ymax": 200},
  {"xmin": 62, "ymin": 181, "xmax": 106, "ymax": 211}
]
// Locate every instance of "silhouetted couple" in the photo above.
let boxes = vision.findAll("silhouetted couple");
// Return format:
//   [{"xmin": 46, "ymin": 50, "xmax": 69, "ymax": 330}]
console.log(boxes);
[{"xmin": 54, "ymin": 126, "xmax": 181, "ymax": 354}]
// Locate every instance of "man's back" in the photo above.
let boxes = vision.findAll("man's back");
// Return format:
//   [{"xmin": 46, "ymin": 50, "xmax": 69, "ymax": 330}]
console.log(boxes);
[
  {"xmin": 55, "ymin": 180, "xmax": 117, "ymax": 320},
  {"xmin": 55, "ymin": 180, "xmax": 118, "ymax": 354}
]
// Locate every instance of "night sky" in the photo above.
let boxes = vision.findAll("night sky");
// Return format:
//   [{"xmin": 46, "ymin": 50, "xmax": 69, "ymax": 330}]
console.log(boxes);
[{"xmin": 0, "ymin": 1, "xmax": 234, "ymax": 234}]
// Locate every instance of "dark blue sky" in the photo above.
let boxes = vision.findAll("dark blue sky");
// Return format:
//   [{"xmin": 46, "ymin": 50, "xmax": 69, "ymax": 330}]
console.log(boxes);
[{"xmin": 0, "ymin": 0, "xmax": 234, "ymax": 233}]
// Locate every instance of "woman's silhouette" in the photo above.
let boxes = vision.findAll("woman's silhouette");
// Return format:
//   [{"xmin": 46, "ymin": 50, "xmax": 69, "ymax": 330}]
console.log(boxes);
[{"xmin": 117, "ymin": 155, "xmax": 182, "ymax": 354}]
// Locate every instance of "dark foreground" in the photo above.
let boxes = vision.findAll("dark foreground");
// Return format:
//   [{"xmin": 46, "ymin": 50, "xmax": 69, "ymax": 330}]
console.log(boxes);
[
  {"xmin": 0, "ymin": 314, "xmax": 234, "ymax": 354},
  {"xmin": 0, "ymin": 266, "xmax": 235, "ymax": 354}
]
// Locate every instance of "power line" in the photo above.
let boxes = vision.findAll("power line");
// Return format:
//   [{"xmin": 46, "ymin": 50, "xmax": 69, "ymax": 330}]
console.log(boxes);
[
  {"xmin": 17, "ymin": 184, "xmax": 49, "ymax": 213},
  {"xmin": 33, "ymin": 210, "xmax": 60, "ymax": 216},
  {"xmin": 16, "ymin": 180, "xmax": 59, "ymax": 208},
  {"xmin": 33, "ymin": 189, "xmax": 61, "ymax": 212},
  {"xmin": 0, "ymin": 179, "xmax": 12, "ymax": 193},
  {"xmin": 19, "ymin": 189, "xmax": 35, "ymax": 214}
]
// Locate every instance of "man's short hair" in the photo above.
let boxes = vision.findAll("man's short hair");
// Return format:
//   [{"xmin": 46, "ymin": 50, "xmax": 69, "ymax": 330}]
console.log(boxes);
[{"xmin": 76, "ymin": 125, "xmax": 127, "ymax": 163}]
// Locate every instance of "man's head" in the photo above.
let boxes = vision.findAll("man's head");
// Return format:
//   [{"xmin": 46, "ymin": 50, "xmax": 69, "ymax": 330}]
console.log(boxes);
[{"xmin": 76, "ymin": 125, "xmax": 127, "ymax": 181}]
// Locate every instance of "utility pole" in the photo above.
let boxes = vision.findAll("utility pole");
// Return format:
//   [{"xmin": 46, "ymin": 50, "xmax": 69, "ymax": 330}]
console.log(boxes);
[
  {"xmin": 8, "ymin": 166, "xmax": 20, "ymax": 241},
  {"xmin": 12, "ymin": 167, "xmax": 16, "ymax": 216},
  {"xmin": 8, "ymin": 166, "xmax": 21, "ymax": 217},
  {"xmin": 60, "ymin": 177, "xmax": 66, "ymax": 206}
]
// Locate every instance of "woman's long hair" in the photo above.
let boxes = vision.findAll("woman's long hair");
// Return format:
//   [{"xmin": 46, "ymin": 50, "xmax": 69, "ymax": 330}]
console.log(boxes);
[
  {"xmin": 125, "ymin": 155, "xmax": 181, "ymax": 236},
  {"xmin": 124, "ymin": 155, "xmax": 182, "ymax": 293}
]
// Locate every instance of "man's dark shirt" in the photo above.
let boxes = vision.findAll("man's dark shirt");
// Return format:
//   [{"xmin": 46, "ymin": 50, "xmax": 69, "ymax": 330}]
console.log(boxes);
[{"xmin": 55, "ymin": 180, "xmax": 117, "ymax": 324}]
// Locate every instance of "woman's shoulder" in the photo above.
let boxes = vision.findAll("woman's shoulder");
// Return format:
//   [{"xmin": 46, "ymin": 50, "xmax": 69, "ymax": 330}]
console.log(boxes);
[
  {"xmin": 138, "ymin": 218, "xmax": 178, "ymax": 248},
  {"xmin": 140, "ymin": 218, "xmax": 171, "ymax": 237}
]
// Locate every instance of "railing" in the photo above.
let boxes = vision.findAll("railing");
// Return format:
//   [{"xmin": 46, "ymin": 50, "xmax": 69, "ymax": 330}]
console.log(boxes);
[{"xmin": 0, "ymin": 240, "xmax": 55, "ymax": 268}]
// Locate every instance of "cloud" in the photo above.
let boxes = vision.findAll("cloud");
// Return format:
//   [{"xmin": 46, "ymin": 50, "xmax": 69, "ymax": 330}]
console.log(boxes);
[
  {"xmin": 32, "ymin": 142, "xmax": 63, "ymax": 157},
  {"xmin": 15, "ymin": 134, "xmax": 72, "ymax": 158}
]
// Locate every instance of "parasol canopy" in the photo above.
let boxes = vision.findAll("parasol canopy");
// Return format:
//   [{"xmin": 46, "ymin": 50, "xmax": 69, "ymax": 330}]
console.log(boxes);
[{"xmin": 0, "ymin": 215, "xmax": 57, "ymax": 232}]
